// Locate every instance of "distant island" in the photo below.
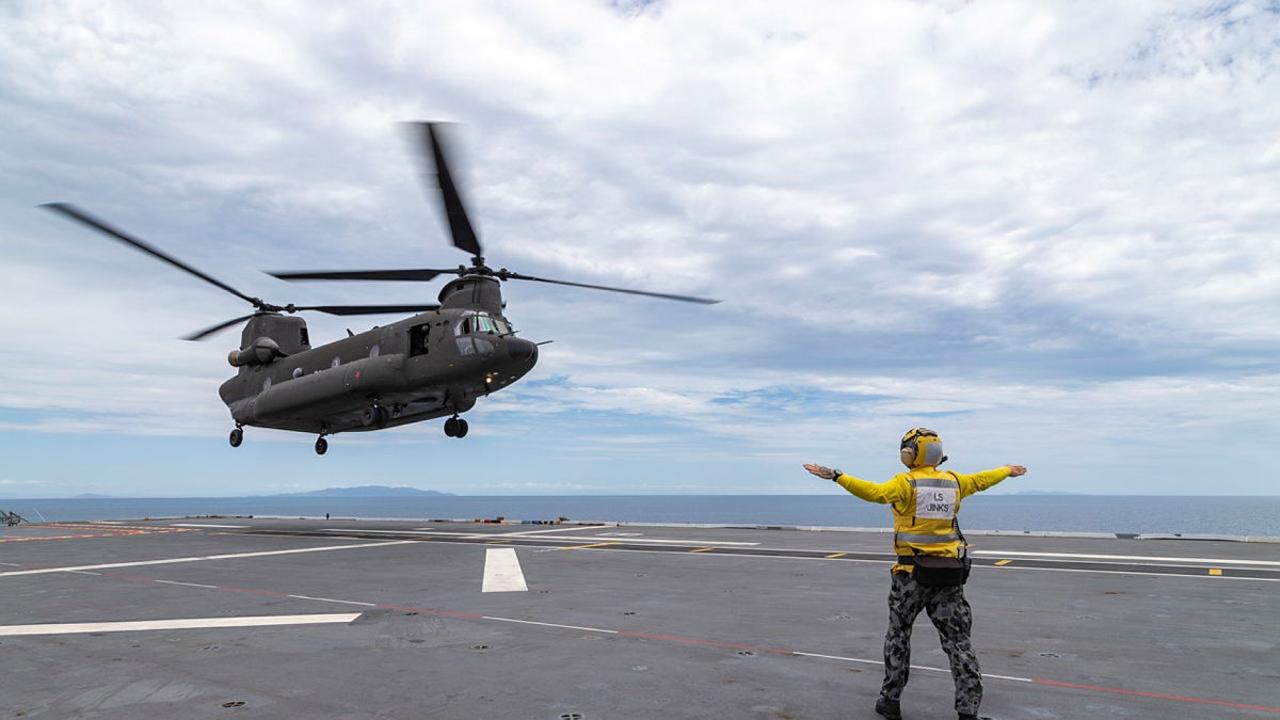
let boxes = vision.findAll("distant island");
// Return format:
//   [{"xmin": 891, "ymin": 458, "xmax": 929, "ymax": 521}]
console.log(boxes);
[{"xmin": 266, "ymin": 485, "xmax": 454, "ymax": 498}]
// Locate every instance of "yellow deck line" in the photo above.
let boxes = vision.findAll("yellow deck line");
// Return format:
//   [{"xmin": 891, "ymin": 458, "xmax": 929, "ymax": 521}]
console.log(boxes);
[
  {"xmin": 994, "ymin": 559, "xmax": 1013, "ymax": 566},
  {"xmin": 824, "ymin": 552, "xmax": 848, "ymax": 559},
  {"xmin": 1208, "ymin": 568, "xmax": 1222, "ymax": 576},
  {"xmin": 689, "ymin": 547, "xmax": 715, "ymax": 553}
]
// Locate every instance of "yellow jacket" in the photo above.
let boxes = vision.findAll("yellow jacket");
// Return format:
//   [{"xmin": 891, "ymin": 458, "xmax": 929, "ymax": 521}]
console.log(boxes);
[{"xmin": 834, "ymin": 465, "xmax": 1011, "ymax": 572}]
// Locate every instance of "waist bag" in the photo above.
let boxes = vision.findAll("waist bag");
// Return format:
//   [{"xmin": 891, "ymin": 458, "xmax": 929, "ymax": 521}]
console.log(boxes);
[{"xmin": 905, "ymin": 518, "xmax": 971, "ymax": 587}]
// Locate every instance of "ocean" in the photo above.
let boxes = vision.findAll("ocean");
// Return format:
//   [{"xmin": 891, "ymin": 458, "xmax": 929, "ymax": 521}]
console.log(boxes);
[{"xmin": 2, "ymin": 495, "xmax": 1278, "ymax": 537}]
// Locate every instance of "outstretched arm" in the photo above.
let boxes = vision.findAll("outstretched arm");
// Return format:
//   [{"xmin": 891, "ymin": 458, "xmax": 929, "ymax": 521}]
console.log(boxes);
[
  {"xmin": 954, "ymin": 465, "xmax": 1027, "ymax": 498},
  {"xmin": 804, "ymin": 464, "xmax": 906, "ymax": 504}
]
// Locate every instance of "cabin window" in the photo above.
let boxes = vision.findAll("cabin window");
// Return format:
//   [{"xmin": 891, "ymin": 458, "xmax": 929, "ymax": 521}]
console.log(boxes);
[
  {"xmin": 299, "ymin": 327, "xmax": 310, "ymax": 347},
  {"xmin": 292, "ymin": 367, "xmax": 303, "ymax": 379},
  {"xmin": 262, "ymin": 377, "xmax": 272, "ymax": 391},
  {"xmin": 409, "ymin": 323, "xmax": 431, "ymax": 357},
  {"xmin": 331, "ymin": 356, "xmax": 341, "ymax": 368},
  {"xmin": 476, "ymin": 316, "xmax": 498, "ymax": 334},
  {"xmin": 369, "ymin": 344, "xmax": 380, "ymax": 358}
]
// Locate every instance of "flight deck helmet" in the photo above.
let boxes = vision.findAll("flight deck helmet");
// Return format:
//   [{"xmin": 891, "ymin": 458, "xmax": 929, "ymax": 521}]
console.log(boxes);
[{"xmin": 901, "ymin": 427, "xmax": 947, "ymax": 468}]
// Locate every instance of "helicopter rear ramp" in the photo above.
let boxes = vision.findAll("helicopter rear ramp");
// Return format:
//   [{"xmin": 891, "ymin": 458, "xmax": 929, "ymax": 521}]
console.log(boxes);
[{"xmin": 1, "ymin": 517, "xmax": 1276, "ymax": 718}]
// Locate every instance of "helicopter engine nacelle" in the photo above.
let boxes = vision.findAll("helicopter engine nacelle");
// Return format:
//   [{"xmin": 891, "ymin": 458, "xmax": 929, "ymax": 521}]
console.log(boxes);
[{"xmin": 228, "ymin": 337, "xmax": 284, "ymax": 367}]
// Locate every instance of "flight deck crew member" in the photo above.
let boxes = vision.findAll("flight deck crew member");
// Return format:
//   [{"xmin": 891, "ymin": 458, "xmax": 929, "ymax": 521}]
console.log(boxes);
[{"xmin": 804, "ymin": 427, "xmax": 1026, "ymax": 720}]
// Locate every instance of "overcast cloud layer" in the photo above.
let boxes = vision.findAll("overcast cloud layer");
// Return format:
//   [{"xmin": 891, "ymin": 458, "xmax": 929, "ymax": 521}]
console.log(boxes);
[{"xmin": 2, "ymin": 0, "xmax": 1278, "ymax": 497}]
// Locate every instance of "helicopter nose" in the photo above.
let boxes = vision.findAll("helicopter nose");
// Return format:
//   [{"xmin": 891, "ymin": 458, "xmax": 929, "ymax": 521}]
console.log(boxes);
[{"xmin": 507, "ymin": 337, "xmax": 537, "ymax": 363}]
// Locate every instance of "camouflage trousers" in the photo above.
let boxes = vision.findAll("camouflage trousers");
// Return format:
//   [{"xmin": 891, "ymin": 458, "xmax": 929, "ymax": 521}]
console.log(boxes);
[{"xmin": 880, "ymin": 570, "xmax": 983, "ymax": 716}]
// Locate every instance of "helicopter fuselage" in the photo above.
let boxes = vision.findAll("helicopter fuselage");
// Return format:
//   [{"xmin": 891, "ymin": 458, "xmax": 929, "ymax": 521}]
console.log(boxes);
[{"xmin": 219, "ymin": 277, "xmax": 537, "ymax": 437}]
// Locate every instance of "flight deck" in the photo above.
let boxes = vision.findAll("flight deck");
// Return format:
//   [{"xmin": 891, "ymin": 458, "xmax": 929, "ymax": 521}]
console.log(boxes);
[{"xmin": 2, "ymin": 517, "xmax": 1277, "ymax": 718}]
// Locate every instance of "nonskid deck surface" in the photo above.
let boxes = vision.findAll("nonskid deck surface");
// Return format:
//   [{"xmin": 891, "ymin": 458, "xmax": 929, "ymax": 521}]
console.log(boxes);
[{"xmin": 2, "ymin": 518, "xmax": 1277, "ymax": 719}]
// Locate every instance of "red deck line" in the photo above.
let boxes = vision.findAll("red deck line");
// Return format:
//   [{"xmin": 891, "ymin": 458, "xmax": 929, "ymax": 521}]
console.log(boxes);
[
  {"xmin": 1033, "ymin": 678, "xmax": 1280, "ymax": 714},
  {"xmin": 67, "ymin": 568, "xmax": 1279, "ymax": 714}
]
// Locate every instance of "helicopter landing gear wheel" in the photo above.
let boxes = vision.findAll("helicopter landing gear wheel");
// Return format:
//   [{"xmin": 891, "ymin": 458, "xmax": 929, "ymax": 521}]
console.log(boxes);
[
  {"xmin": 315, "ymin": 436, "xmax": 328, "ymax": 455},
  {"xmin": 229, "ymin": 427, "xmax": 243, "ymax": 448},
  {"xmin": 444, "ymin": 415, "xmax": 467, "ymax": 438},
  {"xmin": 362, "ymin": 405, "xmax": 389, "ymax": 429}
]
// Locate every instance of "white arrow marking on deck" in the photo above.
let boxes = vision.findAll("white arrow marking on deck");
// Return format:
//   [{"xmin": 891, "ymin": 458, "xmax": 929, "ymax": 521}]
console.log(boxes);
[
  {"xmin": 0, "ymin": 613, "xmax": 361, "ymax": 637},
  {"xmin": 482, "ymin": 547, "xmax": 528, "ymax": 592}
]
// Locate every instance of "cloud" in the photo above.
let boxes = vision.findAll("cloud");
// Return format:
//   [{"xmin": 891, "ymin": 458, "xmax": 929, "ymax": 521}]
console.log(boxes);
[{"xmin": 0, "ymin": 1, "xmax": 1277, "ymax": 496}]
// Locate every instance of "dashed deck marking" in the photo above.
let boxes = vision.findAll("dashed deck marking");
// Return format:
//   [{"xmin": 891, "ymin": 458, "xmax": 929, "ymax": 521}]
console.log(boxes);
[
  {"xmin": 482, "ymin": 548, "xmax": 528, "ymax": 592},
  {"xmin": 0, "ymin": 613, "xmax": 361, "ymax": 637},
  {"xmin": 560, "ymin": 541, "xmax": 619, "ymax": 550},
  {"xmin": 824, "ymin": 552, "xmax": 848, "ymax": 559},
  {"xmin": 1209, "ymin": 568, "xmax": 1223, "ymax": 576},
  {"xmin": 972, "ymin": 550, "xmax": 1280, "ymax": 567},
  {"xmin": 994, "ymin": 559, "xmax": 1013, "ymax": 566},
  {"xmin": 0, "ymin": 540, "xmax": 416, "ymax": 578}
]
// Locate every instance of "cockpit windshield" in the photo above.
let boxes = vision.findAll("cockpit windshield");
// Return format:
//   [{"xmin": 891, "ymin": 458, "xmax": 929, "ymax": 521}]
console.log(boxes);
[{"xmin": 456, "ymin": 312, "xmax": 510, "ymax": 336}]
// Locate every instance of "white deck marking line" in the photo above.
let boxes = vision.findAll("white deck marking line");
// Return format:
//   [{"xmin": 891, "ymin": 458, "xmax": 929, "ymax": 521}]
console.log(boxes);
[
  {"xmin": 288, "ymin": 594, "xmax": 377, "ymax": 607},
  {"xmin": 793, "ymin": 652, "xmax": 1034, "ymax": 682},
  {"xmin": 491, "ymin": 526, "xmax": 603, "ymax": 537},
  {"xmin": 66, "ymin": 570, "xmax": 102, "ymax": 576},
  {"xmin": 482, "ymin": 615, "xmax": 617, "ymax": 634},
  {"xmin": 154, "ymin": 580, "xmax": 218, "ymax": 589},
  {"xmin": 396, "ymin": 538, "xmax": 1280, "ymax": 582},
  {"xmin": 971, "ymin": 550, "xmax": 1280, "ymax": 567},
  {"xmin": 0, "ymin": 540, "xmax": 416, "ymax": 578},
  {"xmin": 482, "ymin": 548, "xmax": 528, "ymax": 592},
  {"xmin": 169, "ymin": 523, "xmax": 249, "ymax": 529},
  {"xmin": 0, "ymin": 562, "xmax": 19, "ymax": 567},
  {"xmin": 0, "ymin": 613, "xmax": 361, "ymax": 637},
  {"xmin": 320, "ymin": 528, "xmax": 486, "ymax": 538}
]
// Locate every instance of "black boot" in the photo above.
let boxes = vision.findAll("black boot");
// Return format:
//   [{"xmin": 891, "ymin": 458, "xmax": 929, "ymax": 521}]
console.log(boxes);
[
  {"xmin": 958, "ymin": 714, "xmax": 980, "ymax": 720},
  {"xmin": 875, "ymin": 699, "xmax": 902, "ymax": 719}
]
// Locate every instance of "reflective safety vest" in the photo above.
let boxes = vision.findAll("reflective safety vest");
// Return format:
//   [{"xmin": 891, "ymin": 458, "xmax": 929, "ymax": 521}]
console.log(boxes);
[
  {"xmin": 832, "ymin": 465, "xmax": 1011, "ymax": 571},
  {"xmin": 892, "ymin": 470, "xmax": 963, "ymax": 559}
]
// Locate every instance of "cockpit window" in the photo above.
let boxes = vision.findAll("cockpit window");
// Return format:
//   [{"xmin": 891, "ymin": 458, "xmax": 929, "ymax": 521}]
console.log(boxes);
[{"xmin": 456, "ymin": 313, "xmax": 506, "ymax": 336}]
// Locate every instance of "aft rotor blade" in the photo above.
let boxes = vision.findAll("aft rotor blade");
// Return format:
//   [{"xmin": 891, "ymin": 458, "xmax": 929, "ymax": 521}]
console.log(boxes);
[
  {"xmin": 407, "ymin": 122, "xmax": 483, "ymax": 258},
  {"xmin": 42, "ymin": 203, "xmax": 263, "ymax": 308},
  {"xmin": 184, "ymin": 313, "xmax": 259, "ymax": 342},
  {"xmin": 295, "ymin": 304, "xmax": 441, "ymax": 316},
  {"xmin": 268, "ymin": 269, "xmax": 456, "ymax": 282},
  {"xmin": 500, "ymin": 272, "xmax": 721, "ymax": 305}
]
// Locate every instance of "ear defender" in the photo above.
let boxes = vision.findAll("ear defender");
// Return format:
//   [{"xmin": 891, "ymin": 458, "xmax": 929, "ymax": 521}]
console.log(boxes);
[{"xmin": 900, "ymin": 427, "xmax": 945, "ymax": 468}]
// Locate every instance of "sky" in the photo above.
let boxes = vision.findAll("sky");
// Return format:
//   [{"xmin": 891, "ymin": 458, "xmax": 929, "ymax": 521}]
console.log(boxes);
[{"xmin": 1, "ymin": 1, "xmax": 1278, "ymax": 497}]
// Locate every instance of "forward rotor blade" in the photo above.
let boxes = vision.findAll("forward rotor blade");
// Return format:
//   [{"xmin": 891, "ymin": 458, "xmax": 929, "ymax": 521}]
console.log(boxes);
[
  {"xmin": 294, "ymin": 304, "xmax": 441, "ymax": 316},
  {"xmin": 184, "ymin": 313, "xmax": 259, "ymax": 342},
  {"xmin": 42, "ymin": 203, "xmax": 262, "ymax": 308},
  {"xmin": 268, "ymin": 269, "xmax": 456, "ymax": 282},
  {"xmin": 406, "ymin": 122, "xmax": 483, "ymax": 258},
  {"xmin": 499, "ymin": 272, "xmax": 721, "ymax": 305}
]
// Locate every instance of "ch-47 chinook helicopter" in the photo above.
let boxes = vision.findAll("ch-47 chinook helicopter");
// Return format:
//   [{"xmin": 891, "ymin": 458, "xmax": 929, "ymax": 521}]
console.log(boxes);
[{"xmin": 44, "ymin": 122, "xmax": 718, "ymax": 455}]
